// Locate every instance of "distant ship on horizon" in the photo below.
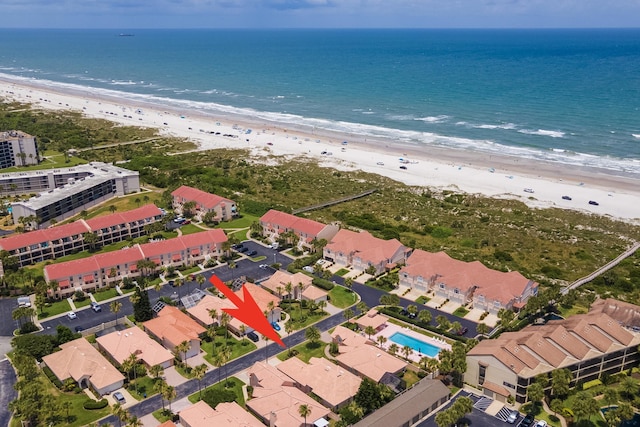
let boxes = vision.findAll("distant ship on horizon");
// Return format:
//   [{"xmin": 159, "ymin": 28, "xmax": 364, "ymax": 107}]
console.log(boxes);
[{"xmin": 119, "ymin": 33, "xmax": 134, "ymax": 37}]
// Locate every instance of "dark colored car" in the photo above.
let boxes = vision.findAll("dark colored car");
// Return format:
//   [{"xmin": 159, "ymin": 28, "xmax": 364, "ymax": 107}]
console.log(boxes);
[
  {"xmin": 521, "ymin": 413, "xmax": 535, "ymax": 427},
  {"xmin": 400, "ymin": 309, "xmax": 409, "ymax": 316},
  {"xmin": 562, "ymin": 195, "xmax": 572, "ymax": 200},
  {"xmin": 168, "ymin": 280, "xmax": 176, "ymax": 287},
  {"xmin": 399, "ymin": 165, "xmax": 407, "ymax": 170},
  {"xmin": 456, "ymin": 327, "xmax": 468, "ymax": 336},
  {"xmin": 239, "ymin": 247, "xmax": 249, "ymax": 253},
  {"xmin": 247, "ymin": 331, "xmax": 259, "ymax": 342},
  {"xmin": 74, "ymin": 326, "xmax": 84, "ymax": 333},
  {"xmin": 589, "ymin": 200, "xmax": 599, "ymax": 206},
  {"xmin": 247, "ymin": 250, "xmax": 257, "ymax": 256}
]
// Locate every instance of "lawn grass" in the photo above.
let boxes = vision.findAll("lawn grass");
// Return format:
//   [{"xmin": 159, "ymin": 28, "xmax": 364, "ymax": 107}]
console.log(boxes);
[
  {"xmin": 283, "ymin": 303, "xmax": 328, "ymax": 330},
  {"xmin": 181, "ymin": 265, "xmax": 202, "ymax": 276},
  {"xmin": 416, "ymin": 296, "xmax": 430, "ymax": 304},
  {"xmin": 334, "ymin": 268, "xmax": 350, "ymax": 276},
  {"xmin": 1, "ymin": 149, "xmax": 87, "ymax": 172},
  {"xmin": 228, "ymin": 229, "xmax": 249, "ymax": 240},
  {"xmin": 402, "ymin": 369, "xmax": 421, "ymax": 388},
  {"xmin": 179, "ymin": 223, "xmax": 204, "ymax": 235},
  {"xmin": 452, "ymin": 306, "xmax": 469, "ymax": 317},
  {"xmin": 93, "ymin": 287, "xmax": 120, "ymax": 302},
  {"xmin": 328, "ymin": 286, "xmax": 357, "ymax": 309},
  {"xmin": 74, "ymin": 298, "xmax": 91, "ymax": 308},
  {"xmin": 38, "ymin": 298, "xmax": 71, "ymax": 319},
  {"xmin": 126, "ymin": 375, "xmax": 157, "ymax": 400},
  {"xmin": 201, "ymin": 334, "xmax": 257, "ymax": 363},
  {"xmin": 187, "ymin": 376, "xmax": 246, "ymax": 407},
  {"xmin": 152, "ymin": 408, "xmax": 175, "ymax": 423},
  {"xmin": 277, "ymin": 340, "xmax": 327, "ymax": 363},
  {"xmin": 216, "ymin": 213, "xmax": 260, "ymax": 230}
]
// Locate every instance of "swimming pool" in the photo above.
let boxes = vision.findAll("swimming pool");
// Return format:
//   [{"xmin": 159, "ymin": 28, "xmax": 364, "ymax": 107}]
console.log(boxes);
[
  {"xmin": 389, "ymin": 332, "xmax": 441, "ymax": 357},
  {"xmin": 601, "ymin": 406, "xmax": 640, "ymax": 427}
]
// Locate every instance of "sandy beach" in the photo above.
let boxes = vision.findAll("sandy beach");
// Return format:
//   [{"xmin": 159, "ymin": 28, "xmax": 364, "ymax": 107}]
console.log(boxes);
[{"xmin": 2, "ymin": 75, "xmax": 639, "ymax": 224}]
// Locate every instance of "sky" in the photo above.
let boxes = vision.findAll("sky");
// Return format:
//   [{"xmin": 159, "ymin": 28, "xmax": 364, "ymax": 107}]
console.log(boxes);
[{"xmin": 0, "ymin": 0, "xmax": 639, "ymax": 29}]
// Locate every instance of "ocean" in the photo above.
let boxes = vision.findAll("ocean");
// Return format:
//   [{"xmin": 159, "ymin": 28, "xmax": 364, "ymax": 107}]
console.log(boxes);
[{"xmin": 0, "ymin": 28, "xmax": 639, "ymax": 175}]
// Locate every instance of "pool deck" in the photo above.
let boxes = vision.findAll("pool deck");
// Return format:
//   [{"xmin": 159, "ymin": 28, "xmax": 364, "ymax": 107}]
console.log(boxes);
[{"xmin": 374, "ymin": 322, "xmax": 452, "ymax": 364}]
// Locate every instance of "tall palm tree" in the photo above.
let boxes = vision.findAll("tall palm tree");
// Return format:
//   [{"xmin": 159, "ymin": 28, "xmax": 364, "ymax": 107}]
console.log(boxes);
[
  {"xmin": 376, "ymin": 335, "xmax": 387, "ymax": 348},
  {"xmin": 208, "ymin": 308, "xmax": 218, "ymax": 325},
  {"xmin": 285, "ymin": 321, "xmax": 294, "ymax": 337},
  {"xmin": 388, "ymin": 343, "xmax": 399, "ymax": 357},
  {"xmin": 124, "ymin": 353, "xmax": 139, "ymax": 394},
  {"xmin": 127, "ymin": 416, "xmax": 143, "ymax": 427},
  {"xmin": 196, "ymin": 274, "xmax": 205, "ymax": 289},
  {"xmin": 364, "ymin": 326, "xmax": 376, "ymax": 340},
  {"xmin": 418, "ymin": 309, "xmax": 432, "ymax": 325},
  {"xmin": 298, "ymin": 404, "xmax": 311, "ymax": 426},
  {"xmin": 402, "ymin": 345, "xmax": 413, "ymax": 361},
  {"xmin": 112, "ymin": 403, "xmax": 129, "ymax": 427},
  {"xmin": 193, "ymin": 363, "xmax": 207, "ymax": 399},
  {"xmin": 149, "ymin": 364, "xmax": 164, "ymax": 381},
  {"xmin": 154, "ymin": 380, "xmax": 168, "ymax": 411},
  {"xmin": 163, "ymin": 385, "xmax": 177, "ymax": 412},
  {"xmin": 110, "ymin": 300, "xmax": 122, "ymax": 326},
  {"xmin": 220, "ymin": 312, "xmax": 231, "ymax": 340},
  {"xmin": 267, "ymin": 300, "xmax": 275, "ymax": 323},
  {"xmin": 285, "ymin": 282, "xmax": 293, "ymax": 300},
  {"xmin": 175, "ymin": 340, "xmax": 191, "ymax": 362}
]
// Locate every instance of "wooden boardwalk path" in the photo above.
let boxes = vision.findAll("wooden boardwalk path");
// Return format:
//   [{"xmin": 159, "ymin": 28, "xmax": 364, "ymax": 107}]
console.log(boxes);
[{"xmin": 291, "ymin": 188, "xmax": 378, "ymax": 214}]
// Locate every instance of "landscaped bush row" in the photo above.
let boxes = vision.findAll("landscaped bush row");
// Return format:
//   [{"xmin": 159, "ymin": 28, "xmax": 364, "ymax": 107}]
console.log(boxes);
[
  {"xmin": 379, "ymin": 306, "xmax": 467, "ymax": 342},
  {"xmin": 83, "ymin": 398, "xmax": 108, "ymax": 410},
  {"xmin": 312, "ymin": 277, "xmax": 335, "ymax": 291},
  {"xmin": 43, "ymin": 365, "xmax": 63, "ymax": 389}
]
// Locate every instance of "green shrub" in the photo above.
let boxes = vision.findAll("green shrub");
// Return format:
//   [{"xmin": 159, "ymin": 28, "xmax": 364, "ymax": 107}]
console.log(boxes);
[
  {"xmin": 582, "ymin": 379, "xmax": 602, "ymax": 390},
  {"xmin": 312, "ymin": 277, "xmax": 334, "ymax": 291},
  {"xmin": 202, "ymin": 387, "xmax": 237, "ymax": 409},
  {"xmin": 549, "ymin": 415, "xmax": 559, "ymax": 423},
  {"xmin": 83, "ymin": 398, "xmax": 108, "ymax": 410}
]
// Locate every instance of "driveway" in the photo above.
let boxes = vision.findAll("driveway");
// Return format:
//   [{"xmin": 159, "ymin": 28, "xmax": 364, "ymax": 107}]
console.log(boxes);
[
  {"xmin": 0, "ymin": 358, "xmax": 18, "ymax": 427},
  {"xmin": 0, "ymin": 298, "xmax": 19, "ymax": 336}
]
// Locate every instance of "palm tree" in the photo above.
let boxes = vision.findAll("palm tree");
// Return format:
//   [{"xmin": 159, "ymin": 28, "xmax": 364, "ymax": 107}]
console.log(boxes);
[
  {"xmin": 110, "ymin": 300, "xmax": 122, "ymax": 325},
  {"xmin": 175, "ymin": 278, "xmax": 184, "ymax": 299},
  {"xmin": 285, "ymin": 321, "xmax": 294, "ymax": 337},
  {"xmin": 109, "ymin": 205, "xmax": 117, "ymax": 213},
  {"xmin": 402, "ymin": 345, "xmax": 413, "ymax": 361},
  {"xmin": 196, "ymin": 274, "xmax": 205, "ymax": 289},
  {"xmin": 298, "ymin": 404, "xmax": 311, "ymax": 426},
  {"xmin": 154, "ymin": 379, "xmax": 168, "ymax": 411},
  {"xmin": 127, "ymin": 416, "xmax": 143, "ymax": 427},
  {"xmin": 388, "ymin": 343, "xmax": 399, "ymax": 357},
  {"xmin": 220, "ymin": 312, "xmax": 231, "ymax": 340},
  {"xmin": 276, "ymin": 285, "xmax": 283, "ymax": 300},
  {"xmin": 344, "ymin": 277, "xmax": 354, "ymax": 292},
  {"xmin": 364, "ymin": 326, "xmax": 376, "ymax": 340},
  {"xmin": 263, "ymin": 335, "xmax": 270, "ymax": 361},
  {"xmin": 476, "ymin": 322, "xmax": 490, "ymax": 335},
  {"xmin": 407, "ymin": 304, "xmax": 418, "ymax": 318},
  {"xmin": 112, "ymin": 403, "xmax": 129, "ymax": 427},
  {"xmin": 175, "ymin": 340, "xmax": 191, "ymax": 361},
  {"xmin": 376, "ymin": 335, "xmax": 387, "ymax": 348},
  {"xmin": 149, "ymin": 364, "xmax": 164, "ymax": 381},
  {"xmin": 285, "ymin": 282, "xmax": 293, "ymax": 300},
  {"xmin": 343, "ymin": 308, "xmax": 354, "ymax": 322},
  {"xmin": 418, "ymin": 309, "xmax": 432, "ymax": 325},
  {"xmin": 134, "ymin": 197, "xmax": 141, "ymax": 207},
  {"xmin": 356, "ymin": 301, "xmax": 369, "ymax": 314},
  {"xmin": 163, "ymin": 384, "xmax": 177, "ymax": 412},
  {"xmin": 296, "ymin": 282, "xmax": 305, "ymax": 318},
  {"xmin": 239, "ymin": 325, "xmax": 247, "ymax": 340},
  {"xmin": 193, "ymin": 363, "xmax": 207, "ymax": 399},
  {"xmin": 208, "ymin": 308, "xmax": 218, "ymax": 325}
]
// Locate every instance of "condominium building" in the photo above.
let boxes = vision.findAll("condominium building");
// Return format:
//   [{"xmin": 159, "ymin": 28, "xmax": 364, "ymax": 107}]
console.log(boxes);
[
  {"xmin": 259, "ymin": 209, "xmax": 339, "ymax": 248},
  {"xmin": 465, "ymin": 308, "xmax": 640, "ymax": 403},
  {"xmin": 0, "ymin": 204, "xmax": 163, "ymax": 274},
  {"xmin": 9, "ymin": 162, "xmax": 139, "ymax": 227},
  {"xmin": 171, "ymin": 185, "xmax": 237, "ymax": 222},
  {"xmin": 0, "ymin": 130, "xmax": 39, "ymax": 170}
]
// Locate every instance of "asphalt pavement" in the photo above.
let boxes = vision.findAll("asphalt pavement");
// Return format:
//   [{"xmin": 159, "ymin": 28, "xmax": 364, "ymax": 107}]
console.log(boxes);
[{"xmin": 0, "ymin": 358, "xmax": 18, "ymax": 427}]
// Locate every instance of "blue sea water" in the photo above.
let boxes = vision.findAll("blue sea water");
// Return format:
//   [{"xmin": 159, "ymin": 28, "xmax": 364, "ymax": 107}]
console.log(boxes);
[{"xmin": 0, "ymin": 28, "xmax": 639, "ymax": 175}]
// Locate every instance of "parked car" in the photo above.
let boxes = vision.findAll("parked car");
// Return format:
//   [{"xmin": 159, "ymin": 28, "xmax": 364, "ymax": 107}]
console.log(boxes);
[
  {"xmin": 456, "ymin": 327, "xmax": 468, "ymax": 336},
  {"xmin": 521, "ymin": 413, "xmax": 535, "ymax": 427},
  {"xmin": 247, "ymin": 332, "xmax": 259, "ymax": 342},
  {"xmin": 271, "ymin": 322, "xmax": 281, "ymax": 331},
  {"xmin": 239, "ymin": 247, "xmax": 249, "ymax": 253},
  {"xmin": 303, "ymin": 266, "xmax": 314, "ymax": 273},
  {"xmin": 113, "ymin": 392, "xmax": 126, "ymax": 404},
  {"xmin": 524, "ymin": 188, "xmax": 534, "ymax": 193},
  {"xmin": 91, "ymin": 302, "xmax": 102, "ymax": 312},
  {"xmin": 259, "ymin": 264, "xmax": 269, "ymax": 269},
  {"xmin": 534, "ymin": 421, "xmax": 547, "ymax": 427},
  {"xmin": 67, "ymin": 312, "xmax": 77, "ymax": 320},
  {"xmin": 316, "ymin": 259, "xmax": 326, "ymax": 265},
  {"xmin": 74, "ymin": 326, "xmax": 84, "ymax": 333},
  {"xmin": 376, "ymin": 161, "xmax": 384, "ymax": 165},
  {"xmin": 269, "ymin": 242, "xmax": 279, "ymax": 249},
  {"xmin": 400, "ymin": 309, "xmax": 409, "ymax": 316},
  {"xmin": 589, "ymin": 200, "xmax": 599, "ymax": 206},
  {"xmin": 507, "ymin": 410, "xmax": 519, "ymax": 424},
  {"xmin": 562, "ymin": 195, "xmax": 572, "ymax": 200},
  {"xmin": 168, "ymin": 280, "xmax": 176, "ymax": 287},
  {"xmin": 399, "ymin": 165, "xmax": 408, "ymax": 170},
  {"xmin": 247, "ymin": 250, "xmax": 257, "ymax": 256}
]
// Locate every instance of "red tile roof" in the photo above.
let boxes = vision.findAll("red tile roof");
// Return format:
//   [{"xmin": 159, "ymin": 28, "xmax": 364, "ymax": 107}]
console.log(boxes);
[
  {"xmin": 402, "ymin": 249, "xmax": 535, "ymax": 304},
  {"xmin": 171, "ymin": 185, "xmax": 233, "ymax": 210},
  {"xmin": 0, "ymin": 221, "xmax": 90, "ymax": 251},
  {"xmin": 325, "ymin": 229, "xmax": 407, "ymax": 265},
  {"xmin": 140, "ymin": 238, "xmax": 186, "ymax": 258},
  {"xmin": 260, "ymin": 209, "xmax": 326, "ymax": 237},
  {"xmin": 178, "ymin": 229, "xmax": 227, "ymax": 248},
  {"xmin": 85, "ymin": 204, "xmax": 162, "ymax": 230},
  {"xmin": 94, "ymin": 246, "xmax": 145, "ymax": 269},
  {"xmin": 45, "ymin": 256, "xmax": 100, "ymax": 281}
]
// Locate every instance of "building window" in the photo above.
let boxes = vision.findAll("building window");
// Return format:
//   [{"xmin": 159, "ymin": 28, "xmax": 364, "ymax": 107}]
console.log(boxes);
[{"xmin": 478, "ymin": 364, "xmax": 486, "ymax": 385}]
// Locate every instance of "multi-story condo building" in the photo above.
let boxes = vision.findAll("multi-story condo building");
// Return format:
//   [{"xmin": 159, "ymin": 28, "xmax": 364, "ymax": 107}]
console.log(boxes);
[
  {"xmin": 260, "ymin": 209, "xmax": 339, "ymax": 249},
  {"xmin": 171, "ymin": 185, "xmax": 237, "ymax": 222},
  {"xmin": 466, "ymin": 308, "xmax": 640, "ymax": 403},
  {"xmin": 43, "ymin": 229, "xmax": 227, "ymax": 297},
  {"xmin": 399, "ymin": 249, "xmax": 537, "ymax": 315},
  {"xmin": 9, "ymin": 162, "xmax": 139, "ymax": 227},
  {"xmin": 0, "ymin": 204, "xmax": 163, "ymax": 275},
  {"xmin": 0, "ymin": 130, "xmax": 39, "ymax": 169}
]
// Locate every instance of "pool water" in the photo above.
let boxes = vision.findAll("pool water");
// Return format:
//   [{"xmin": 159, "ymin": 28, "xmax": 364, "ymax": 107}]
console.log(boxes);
[
  {"xmin": 388, "ymin": 332, "xmax": 440, "ymax": 357},
  {"xmin": 601, "ymin": 407, "xmax": 640, "ymax": 427}
]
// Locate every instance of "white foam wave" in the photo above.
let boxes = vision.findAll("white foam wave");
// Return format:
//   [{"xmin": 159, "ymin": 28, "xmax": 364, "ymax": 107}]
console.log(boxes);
[
  {"xmin": 415, "ymin": 115, "xmax": 449, "ymax": 123},
  {"xmin": 633, "ymin": 134, "xmax": 640, "ymax": 139},
  {"xmin": 518, "ymin": 128, "xmax": 565, "ymax": 138},
  {"xmin": 474, "ymin": 123, "xmax": 517, "ymax": 130},
  {"xmin": 110, "ymin": 80, "xmax": 138, "ymax": 86}
]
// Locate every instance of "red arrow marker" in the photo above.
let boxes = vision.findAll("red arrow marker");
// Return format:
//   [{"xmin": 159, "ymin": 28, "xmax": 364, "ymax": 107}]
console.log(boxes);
[{"xmin": 209, "ymin": 275, "xmax": 285, "ymax": 347}]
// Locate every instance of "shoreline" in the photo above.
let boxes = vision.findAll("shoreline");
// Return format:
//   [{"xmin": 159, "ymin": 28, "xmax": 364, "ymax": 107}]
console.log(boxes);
[{"xmin": 2, "ymin": 75, "xmax": 639, "ymax": 225}]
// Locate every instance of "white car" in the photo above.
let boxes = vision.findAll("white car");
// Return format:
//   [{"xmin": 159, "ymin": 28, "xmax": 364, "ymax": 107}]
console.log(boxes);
[
  {"xmin": 524, "ymin": 188, "xmax": 535, "ymax": 193},
  {"xmin": 316, "ymin": 259, "xmax": 325, "ymax": 265},
  {"xmin": 303, "ymin": 266, "xmax": 314, "ymax": 273},
  {"xmin": 534, "ymin": 421, "xmax": 547, "ymax": 427},
  {"xmin": 507, "ymin": 411, "xmax": 518, "ymax": 424},
  {"xmin": 67, "ymin": 312, "xmax": 77, "ymax": 320}
]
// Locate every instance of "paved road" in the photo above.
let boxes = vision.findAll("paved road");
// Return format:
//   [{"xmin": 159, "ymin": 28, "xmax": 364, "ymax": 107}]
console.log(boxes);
[
  {"xmin": 0, "ymin": 358, "xmax": 18, "ymax": 427},
  {"xmin": 0, "ymin": 298, "xmax": 19, "ymax": 336}
]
